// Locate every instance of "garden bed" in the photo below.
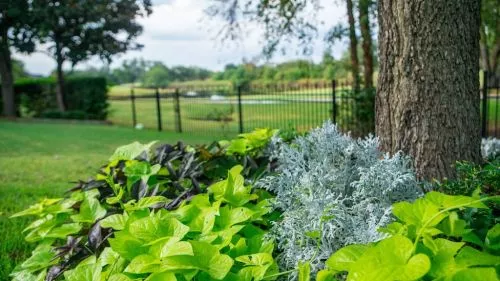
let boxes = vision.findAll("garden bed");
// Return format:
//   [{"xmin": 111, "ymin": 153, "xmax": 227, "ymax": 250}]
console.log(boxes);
[{"xmin": 6, "ymin": 123, "xmax": 500, "ymax": 281}]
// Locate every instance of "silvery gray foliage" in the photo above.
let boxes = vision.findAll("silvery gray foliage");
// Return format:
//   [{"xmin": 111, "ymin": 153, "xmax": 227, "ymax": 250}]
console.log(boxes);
[
  {"xmin": 257, "ymin": 122, "xmax": 422, "ymax": 278},
  {"xmin": 482, "ymin": 138, "xmax": 500, "ymax": 160}
]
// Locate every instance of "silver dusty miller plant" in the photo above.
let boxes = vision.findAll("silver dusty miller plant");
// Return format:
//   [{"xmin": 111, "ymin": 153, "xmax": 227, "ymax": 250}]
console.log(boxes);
[
  {"xmin": 482, "ymin": 138, "xmax": 500, "ymax": 160},
  {"xmin": 257, "ymin": 122, "xmax": 423, "ymax": 278}
]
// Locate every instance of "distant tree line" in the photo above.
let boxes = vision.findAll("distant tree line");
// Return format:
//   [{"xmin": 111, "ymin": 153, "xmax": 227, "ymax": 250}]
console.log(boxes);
[{"xmin": 63, "ymin": 50, "xmax": 358, "ymax": 88}]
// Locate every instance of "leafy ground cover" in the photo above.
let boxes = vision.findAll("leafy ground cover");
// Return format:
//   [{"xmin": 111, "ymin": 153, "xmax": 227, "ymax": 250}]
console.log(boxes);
[
  {"xmin": 0, "ymin": 121, "xmax": 218, "ymax": 280},
  {"xmin": 3, "ymin": 120, "xmax": 499, "ymax": 281},
  {"xmin": 7, "ymin": 125, "xmax": 279, "ymax": 281}
]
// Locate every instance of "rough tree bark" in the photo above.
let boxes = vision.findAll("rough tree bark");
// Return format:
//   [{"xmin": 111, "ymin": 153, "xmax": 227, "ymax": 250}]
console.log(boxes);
[
  {"xmin": 54, "ymin": 39, "xmax": 66, "ymax": 112},
  {"xmin": 346, "ymin": 0, "xmax": 360, "ymax": 89},
  {"xmin": 376, "ymin": 0, "xmax": 482, "ymax": 180},
  {"xmin": 0, "ymin": 26, "xmax": 16, "ymax": 117},
  {"xmin": 358, "ymin": 0, "xmax": 374, "ymax": 88}
]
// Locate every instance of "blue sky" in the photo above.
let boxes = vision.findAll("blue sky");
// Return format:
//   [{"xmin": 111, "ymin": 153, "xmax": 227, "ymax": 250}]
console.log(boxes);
[{"xmin": 14, "ymin": 0, "xmax": 348, "ymax": 75}]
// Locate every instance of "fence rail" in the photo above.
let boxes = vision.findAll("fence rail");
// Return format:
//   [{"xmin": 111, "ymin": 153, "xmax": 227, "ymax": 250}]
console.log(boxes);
[{"xmin": 108, "ymin": 75, "xmax": 500, "ymax": 138}]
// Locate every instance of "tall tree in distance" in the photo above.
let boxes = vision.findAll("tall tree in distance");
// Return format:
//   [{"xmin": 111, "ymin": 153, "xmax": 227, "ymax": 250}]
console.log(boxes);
[
  {"xmin": 0, "ymin": 1, "xmax": 35, "ymax": 117},
  {"xmin": 207, "ymin": 0, "xmax": 374, "ymax": 88},
  {"xmin": 32, "ymin": 0, "xmax": 152, "ymax": 111},
  {"xmin": 376, "ymin": 0, "xmax": 481, "ymax": 179},
  {"xmin": 358, "ymin": 0, "xmax": 374, "ymax": 88},
  {"xmin": 480, "ymin": 0, "xmax": 499, "ymax": 74},
  {"xmin": 346, "ymin": 0, "xmax": 360, "ymax": 89}
]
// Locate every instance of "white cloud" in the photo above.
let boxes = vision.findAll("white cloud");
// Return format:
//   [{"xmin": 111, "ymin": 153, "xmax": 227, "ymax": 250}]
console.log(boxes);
[{"xmin": 13, "ymin": 0, "xmax": 349, "ymax": 76}]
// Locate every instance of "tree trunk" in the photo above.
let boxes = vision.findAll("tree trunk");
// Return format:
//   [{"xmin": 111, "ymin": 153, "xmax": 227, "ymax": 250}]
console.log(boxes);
[
  {"xmin": 490, "ymin": 8, "xmax": 500, "ymax": 73},
  {"xmin": 0, "ymin": 27, "xmax": 16, "ymax": 117},
  {"xmin": 376, "ymin": 0, "xmax": 482, "ymax": 180},
  {"xmin": 480, "ymin": 24, "xmax": 491, "ymax": 72},
  {"xmin": 346, "ymin": 0, "xmax": 360, "ymax": 89},
  {"xmin": 491, "ymin": 39, "xmax": 500, "ymax": 73},
  {"xmin": 358, "ymin": 0, "xmax": 374, "ymax": 88},
  {"xmin": 55, "ymin": 41, "xmax": 66, "ymax": 111}
]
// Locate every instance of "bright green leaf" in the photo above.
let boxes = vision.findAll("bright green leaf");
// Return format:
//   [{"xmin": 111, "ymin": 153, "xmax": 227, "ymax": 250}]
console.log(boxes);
[
  {"xmin": 298, "ymin": 261, "xmax": 310, "ymax": 281},
  {"xmin": 109, "ymin": 141, "xmax": 157, "ymax": 161},
  {"xmin": 100, "ymin": 213, "xmax": 129, "ymax": 230},
  {"xmin": 325, "ymin": 244, "xmax": 370, "ymax": 272}
]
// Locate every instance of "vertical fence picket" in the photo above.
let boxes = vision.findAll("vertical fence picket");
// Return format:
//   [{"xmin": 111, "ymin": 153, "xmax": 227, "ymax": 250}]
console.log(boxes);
[
  {"xmin": 155, "ymin": 88, "xmax": 162, "ymax": 132},
  {"xmin": 130, "ymin": 87, "xmax": 137, "ymax": 128},
  {"xmin": 496, "ymin": 79, "xmax": 499, "ymax": 137},
  {"xmin": 482, "ymin": 71, "xmax": 488, "ymax": 137},
  {"xmin": 332, "ymin": 80, "xmax": 337, "ymax": 124},
  {"xmin": 237, "ymin": 85, "xmax": 244, "ymax": 134},
  {"xmin": 174, "ymin": 88, "xmax": 182, "ymax": 133}
]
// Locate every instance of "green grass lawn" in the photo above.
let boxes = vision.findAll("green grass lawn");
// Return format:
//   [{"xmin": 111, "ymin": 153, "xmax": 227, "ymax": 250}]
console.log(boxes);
[
  {"xmin": 108, "ymin": 97, "xmax": 334, "ymax": 135},
  {"xmin": 0, "ymin": 121, "xmax": 218, "ymax": 280},
  {"xmin": 107, "ymin": 85, "xmax": 338, "ymax": 135}
]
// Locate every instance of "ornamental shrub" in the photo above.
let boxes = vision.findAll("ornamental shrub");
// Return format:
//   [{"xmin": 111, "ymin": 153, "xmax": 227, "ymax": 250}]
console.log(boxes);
[
  {"xmin": 257, "ymin": 122, "xmax": 422, "ymax": 278},
  {"xmin": 482, "ymin": 138, "xmax": 500, "ymax": 160},
  {"xmin": 319, "ymin": 191, "xmax": 500, "ymax": 281},
  {"xmin": 11, "ymin": 166, "xmax": 278, "ymax": 281},
  {"xmin": 1, "ymin": 77, "xmax": 108, "ymax": 120},
  {"xmin": 10, "ymin": 129, "xmax": 278, "ymax": 281}
]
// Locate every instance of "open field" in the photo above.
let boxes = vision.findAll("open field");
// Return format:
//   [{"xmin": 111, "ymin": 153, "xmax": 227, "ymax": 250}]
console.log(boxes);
[{"xmin": 0, "ymin": 121, "xmax": 218, "ymax": 280}]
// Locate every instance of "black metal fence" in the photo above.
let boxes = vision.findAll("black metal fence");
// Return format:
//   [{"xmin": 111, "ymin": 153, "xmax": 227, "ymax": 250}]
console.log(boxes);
[
  {"xmin": 109, "ymin": 81, "xmax": 375, "ymax": 137},
  {"xmin": 109, "ymin": 74, "xmax": 500, "ymax": 138}
]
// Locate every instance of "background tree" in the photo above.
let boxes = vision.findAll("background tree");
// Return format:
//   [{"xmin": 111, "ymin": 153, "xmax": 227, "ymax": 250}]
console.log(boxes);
[
  {"xmin": 480, "ymin": 0, "xmax": 500, "ymax": 74},
  {"xmin": 113, "ymin": 58, "xmax": 150, "ymax": 84},
  {"xmin": 376, "ymin": 0, "xmax": 482, "ymax": 179},
  {"xmin": 142, "ymin": 62, "xmax": 170, "ymax": 87},
  {"xmin": 32, "ymin": 0, "xmax": 152, "ymax": 111},
  {"xmin": 207, "ymin": 0, "xmax": 375, "ymax": 87},
  {"xmin": 346, "ymin": 0, "xmax": 360, "ymax": 88},
  {"xmin": 358, "ymin": 0, "xmax": 374, "ymax": 88},
  {"xmin": 0, "ymin": 1, "xmax": 35, "ymax": 117},
  {"xmin": 12, "ymin": 59, "xmax": 29, "ymax": 80}
]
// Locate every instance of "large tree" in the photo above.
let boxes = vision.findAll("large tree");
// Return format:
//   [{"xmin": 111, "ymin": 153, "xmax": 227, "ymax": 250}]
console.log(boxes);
[
  {"xmin": 0, "ymin": 1, "xmax": 35, "ymax": 117},
  {"xmin": 32, "ymin": 0, "xmax": 152, "ymax": 111},
  {"xmin": 376, "ymin": 0, "xmax": 482, "ymax": 179}
]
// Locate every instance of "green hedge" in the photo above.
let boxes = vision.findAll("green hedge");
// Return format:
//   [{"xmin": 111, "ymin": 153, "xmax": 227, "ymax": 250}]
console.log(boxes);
[{"xmin": 1, "ymin": 77, "xmax": 108, "ymax": 120}]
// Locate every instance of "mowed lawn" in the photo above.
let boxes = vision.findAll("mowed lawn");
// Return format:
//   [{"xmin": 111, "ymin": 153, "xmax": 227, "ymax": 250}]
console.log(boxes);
[
  {"xmin": 0, "ymin": 121, "xmax": 218, "ymax": 280},
  {"xmin": 107, "ymin": 85, "xmax": 336, "ymax": 135},
  {"xmin": 108, "ymin": 98, "xmax": 333, "ymax": 135}
]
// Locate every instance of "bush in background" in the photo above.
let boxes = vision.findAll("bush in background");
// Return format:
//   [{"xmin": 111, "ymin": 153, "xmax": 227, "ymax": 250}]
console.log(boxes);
[
  {"xmin": 1, "ymin": 77, "xmax": 108, "ymax": 120},
  {"xmin": 482, "ymin": 138, "xmax": 500, "ymax": 160}
]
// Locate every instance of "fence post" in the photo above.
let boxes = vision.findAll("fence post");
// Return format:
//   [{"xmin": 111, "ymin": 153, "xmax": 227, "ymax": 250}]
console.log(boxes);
[
  {"xmin": 482, "ymin": 71, "xmax": 488, "ymax": 137},
  {"xmin": 130, "ymin": 87, "xmax": 137, "ymax": 128},
  {"xmin": 237, "ymin": 85, "xmax": 243, "ymax": 133},
  {"xmin": 155, "ymin": 87, "xmax": 162, "ymax": 132},
  {"xmin": 331, "ymin": 80, "xmax": 337, "ymax": 124},
  {"xmin": 174, "ymin": 88, "xmax": 182, "ymax": 133}
]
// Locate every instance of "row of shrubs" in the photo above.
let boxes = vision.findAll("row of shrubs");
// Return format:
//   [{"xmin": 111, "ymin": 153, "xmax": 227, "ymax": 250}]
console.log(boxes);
[
  {"xmin": 10, "ymin": 124, "xmax": 500, "ymax": 281},
  {"xmin": 1, "ymin": 77, "xmax": 108, "ymax": 120}
]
